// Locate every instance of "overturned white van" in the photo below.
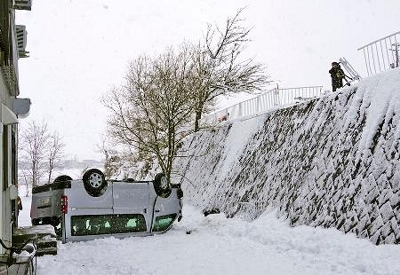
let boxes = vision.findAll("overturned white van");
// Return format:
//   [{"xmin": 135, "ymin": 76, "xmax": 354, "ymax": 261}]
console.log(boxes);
[{"xmin": 30, "ymin": 169, "xmax": 183, "ymax": 243}]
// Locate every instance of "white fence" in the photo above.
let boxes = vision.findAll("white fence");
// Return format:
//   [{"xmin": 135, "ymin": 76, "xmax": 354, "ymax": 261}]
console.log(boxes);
[
  {"xmin": 201, "ymin": 86, "xmax": 323, "ymax": 126},
  {"xmin": 358, "ymin": 31, "xmax": 400, "ymax": 76}
]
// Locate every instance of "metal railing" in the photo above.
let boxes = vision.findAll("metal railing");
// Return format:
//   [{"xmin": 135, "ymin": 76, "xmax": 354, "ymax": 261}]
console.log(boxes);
[
  {"xmin": 358, "ymin": 31, "xmax": 400, "ymax": 76},
  {"xmin": 201, "ymin": 86, "xmax": 323, "ymax": 126}
]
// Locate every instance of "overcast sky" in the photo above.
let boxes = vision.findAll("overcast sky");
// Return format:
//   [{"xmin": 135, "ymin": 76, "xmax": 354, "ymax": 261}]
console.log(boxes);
[{"xmin": 16, "ymin": 0, "xmax": 400, "ymax": 161}]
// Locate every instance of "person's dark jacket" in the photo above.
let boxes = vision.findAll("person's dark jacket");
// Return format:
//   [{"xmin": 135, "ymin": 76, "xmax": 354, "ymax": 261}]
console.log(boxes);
[{"xmin": 329, "ymin": 66, "xmax": 345, "ymax": 91}]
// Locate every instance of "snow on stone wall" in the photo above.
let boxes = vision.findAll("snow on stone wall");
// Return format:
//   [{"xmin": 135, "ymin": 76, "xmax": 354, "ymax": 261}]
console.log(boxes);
[{"xmin": 175, "ymin": 68, "xmax": 400, "ymax": 245}]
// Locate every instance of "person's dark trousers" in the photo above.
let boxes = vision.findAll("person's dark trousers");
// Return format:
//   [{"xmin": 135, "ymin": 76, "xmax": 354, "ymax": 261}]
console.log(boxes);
[{"xmin": 332, "ymin": 80, "xmax": 342, "ymax": 91}]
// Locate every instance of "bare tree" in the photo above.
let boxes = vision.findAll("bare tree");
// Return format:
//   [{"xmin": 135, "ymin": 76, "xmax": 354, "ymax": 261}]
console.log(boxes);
[
  {"xmin": 19, "ymin": 121, "xmax": 65, "ymax": 187},
  {"xmin": 103, "ymin": 47, "xmax": 196, "ymax": 182},
  {"xmin": 19, "ymin": 121, "xmax": 50, "ymax": 187},
  {"xmin": 192, "ymin": 8, "xmax": 270, "ymax": 131},
  {"xmin": 102, "ymin": 9, "xmax": 269, "ymax": 179},
  {"xmin": 47, "ymin": 132, "xmax": 65, "ymax": 184}
]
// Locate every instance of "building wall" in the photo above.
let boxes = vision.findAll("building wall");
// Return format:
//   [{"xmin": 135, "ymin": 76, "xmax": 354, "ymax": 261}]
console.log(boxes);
[
  {"xmin": 0, "ymin": 124, "xmax": 15, "ymax": 252},
  {"xmin": 0, "ymin": 69, "xmax": 13, "ymax": 256},
  {"xmin": 0, "ymin": 0, "xmax": 27, "ymax": 257}
]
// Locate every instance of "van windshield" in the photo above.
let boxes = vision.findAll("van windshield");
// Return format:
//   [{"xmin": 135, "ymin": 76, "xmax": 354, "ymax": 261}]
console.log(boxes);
[{"xmin": 71, "ymin": 214, "xmax": 147, "ymax": 236}]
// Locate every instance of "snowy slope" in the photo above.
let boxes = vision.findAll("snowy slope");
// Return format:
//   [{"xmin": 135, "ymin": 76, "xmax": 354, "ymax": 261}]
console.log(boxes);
[{"xmin": 175, "ymin": 68, "xmax": 400, "ymax": 245}]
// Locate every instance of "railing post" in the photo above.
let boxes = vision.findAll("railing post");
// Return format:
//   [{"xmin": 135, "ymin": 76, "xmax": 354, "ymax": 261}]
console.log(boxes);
[
  {"xmin": 273, "ymin": 88, "xmax": 280, "ymax": 107},
  {"xmin": 391, "ymin": 43, "xmax": 400, "ymax": 68}
]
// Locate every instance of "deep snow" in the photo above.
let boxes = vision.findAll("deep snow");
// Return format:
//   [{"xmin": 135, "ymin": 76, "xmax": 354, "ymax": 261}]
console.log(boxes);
[{"xmin": 18, "ymin": 196, "xmax": 400, "ymax": 275}]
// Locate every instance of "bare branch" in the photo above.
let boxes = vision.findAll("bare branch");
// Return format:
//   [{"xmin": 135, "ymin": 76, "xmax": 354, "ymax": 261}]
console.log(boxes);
[{"xmin": 192, "ymin": 8, "xmax": 270, "ymax": 131}]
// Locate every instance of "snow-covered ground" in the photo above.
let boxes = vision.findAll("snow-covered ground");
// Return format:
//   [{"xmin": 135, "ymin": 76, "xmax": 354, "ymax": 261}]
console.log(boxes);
[{"xmin": 18, "ymin": 196, "xmax": 400, "ymax": 275}]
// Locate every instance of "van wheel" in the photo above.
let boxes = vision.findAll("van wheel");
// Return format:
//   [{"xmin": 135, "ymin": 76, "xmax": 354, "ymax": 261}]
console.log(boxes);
[
  {"xmin": 153, "ymin": 173, "xmax": 171, "ymax": 198},
  {"xmin": 83, "ymin": 169, "xmax": 107, "ymax": 197}
]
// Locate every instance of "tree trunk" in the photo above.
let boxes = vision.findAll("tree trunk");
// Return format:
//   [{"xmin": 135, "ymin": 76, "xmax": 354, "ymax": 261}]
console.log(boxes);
[
  {"xmin": 194, "ymin": 102, "xmax": 204, "ymax": 132},
  {"xmin": 48, "ymin": 170, "xmax": 52, "ymax": 184}
]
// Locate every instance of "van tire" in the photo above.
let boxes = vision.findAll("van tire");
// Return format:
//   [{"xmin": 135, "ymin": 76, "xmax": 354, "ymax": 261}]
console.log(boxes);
[
  {"xmin": 83, "ymin": 169, "xmax": 107, "ymax": 197},
  {"xmin": 153, "ymin": 173, "xmax": 171, "ymax": 198}
]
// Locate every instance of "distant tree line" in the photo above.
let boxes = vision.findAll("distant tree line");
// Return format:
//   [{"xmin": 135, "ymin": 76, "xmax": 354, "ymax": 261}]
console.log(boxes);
[{"xmin": 102, "ymin": 9, "xmax": 270, "ymax": 183}]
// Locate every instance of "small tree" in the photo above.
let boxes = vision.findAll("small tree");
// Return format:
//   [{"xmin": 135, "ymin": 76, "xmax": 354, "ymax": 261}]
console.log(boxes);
[{"xmin": 103, "ymin": 9, "xmax": 270, "ymax": 179}]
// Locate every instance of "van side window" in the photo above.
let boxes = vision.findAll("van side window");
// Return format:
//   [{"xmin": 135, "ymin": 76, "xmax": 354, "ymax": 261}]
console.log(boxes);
[
  {"xmin": 71, "ymin": 214, "xmax": 147, "ymax": 236},
  {"xmin": 152, "ymin": 214, "xmax": 177, "ymax": 232}
]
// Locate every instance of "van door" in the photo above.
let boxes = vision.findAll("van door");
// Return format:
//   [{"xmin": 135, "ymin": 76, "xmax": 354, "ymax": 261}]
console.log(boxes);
[
  {"xmin": 61, "ymin": 183, "xmax": 113, "ymax": 243},
  {"xmin": 151, "ymin": 188, "xmax": 182, "ymax": 233},
  {"xmin": 112, "ymin": 182, "xmax": 150, "ymax": 214}
]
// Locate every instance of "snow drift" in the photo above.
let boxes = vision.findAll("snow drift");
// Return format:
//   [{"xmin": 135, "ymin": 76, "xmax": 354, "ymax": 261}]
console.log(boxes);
[{"xmin": 175, "ymin": 68, "xmax": 400, "ymax": 245}]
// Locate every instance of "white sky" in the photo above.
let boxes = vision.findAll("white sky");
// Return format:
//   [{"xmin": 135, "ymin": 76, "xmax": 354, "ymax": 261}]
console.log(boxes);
[{"xmin": 16, "ymin": 0, "xmax": 400, "ymax": 160}]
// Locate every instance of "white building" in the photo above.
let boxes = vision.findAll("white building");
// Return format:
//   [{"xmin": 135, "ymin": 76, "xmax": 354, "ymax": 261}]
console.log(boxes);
[{"xmin": 0, "ymin": 0, "xmax": 32, "ymax": 271}]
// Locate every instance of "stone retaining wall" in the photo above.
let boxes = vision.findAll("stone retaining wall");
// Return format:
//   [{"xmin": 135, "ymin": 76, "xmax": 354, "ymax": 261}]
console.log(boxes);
[{"xmin": 175, "ymin": 69, "xmax": 400, "ymax": 245}]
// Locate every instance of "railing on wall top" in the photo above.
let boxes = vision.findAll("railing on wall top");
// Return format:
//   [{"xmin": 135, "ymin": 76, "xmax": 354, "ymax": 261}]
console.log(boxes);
[
  {"xmin": 201, "ymin": 86, "xmax": 323, "ymax": 126},
  {"xmin": 358, "ymin": 31, "xmax": 400, "ymax": 76}
]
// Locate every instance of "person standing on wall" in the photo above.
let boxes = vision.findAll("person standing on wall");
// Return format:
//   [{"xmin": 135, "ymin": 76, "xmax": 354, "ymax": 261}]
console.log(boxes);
[{"xmin": 329, "ymin": 61, "xmax": 345, "ymax": 92}]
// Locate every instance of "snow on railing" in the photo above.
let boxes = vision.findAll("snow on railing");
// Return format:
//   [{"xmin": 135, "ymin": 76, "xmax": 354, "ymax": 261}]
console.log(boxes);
[
  {"xmin": 358, "ymin": 31, "xmax": 400, "ymax": 76},
  {"xmin": 201, "ymin": 86, "xmax": 323, "ymax": 126}
]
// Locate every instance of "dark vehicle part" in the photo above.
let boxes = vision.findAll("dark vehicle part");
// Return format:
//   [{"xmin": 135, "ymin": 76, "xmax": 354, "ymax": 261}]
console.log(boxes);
[
  {"xmin": 203, "ymin": 208, "xmax": 221, "ymax": 217},
  {"xmin": 54, "ymin": 175, "xmax": 72, "ymax": 183}
]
